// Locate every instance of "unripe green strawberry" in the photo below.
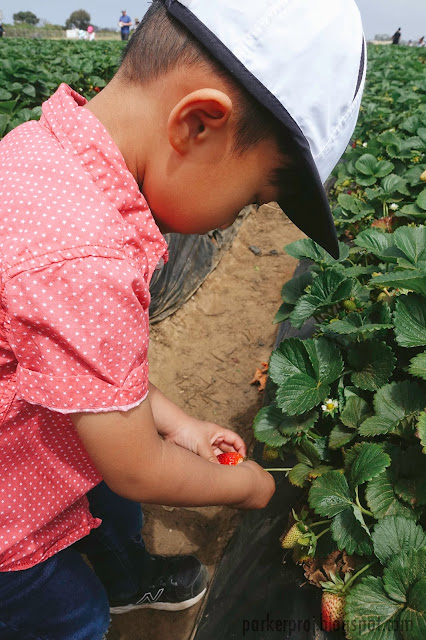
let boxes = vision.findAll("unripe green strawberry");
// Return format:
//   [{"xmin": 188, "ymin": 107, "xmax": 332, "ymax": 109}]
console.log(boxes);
[
  {"xmin": 262, "ymin": 446, "xmax": 279, "ymax": 461},
  {"xmin": 420, "ymin": 169, "xmax": 426, "ymax": 181},
  {"xmin": 281, "ymin": 523, "xmax": 303, "ymax": 549},
  {"xmin": 321, "ymin": 591, "xmax": 345, "ymax": 632},
  {"xmin": 342, "ymin": 299, "xmax": 357, "ymax": 311}
]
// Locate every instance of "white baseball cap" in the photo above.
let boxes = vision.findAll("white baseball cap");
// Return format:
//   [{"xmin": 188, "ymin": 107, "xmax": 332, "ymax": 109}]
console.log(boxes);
[{"xmin": 162, "ymin": 0, "xmax": 366, "ymax": 258}]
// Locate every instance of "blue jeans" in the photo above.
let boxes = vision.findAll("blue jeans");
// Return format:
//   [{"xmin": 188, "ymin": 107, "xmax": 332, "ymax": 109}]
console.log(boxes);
[{"xmin": 0, "ymin": 482, "xmax": 152, "ymax": 639}]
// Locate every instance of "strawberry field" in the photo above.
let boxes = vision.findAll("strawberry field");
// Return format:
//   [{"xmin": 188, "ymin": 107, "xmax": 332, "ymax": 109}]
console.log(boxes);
[
  {"xmin": 0, "ymin": 39, "xmax": 124, "ymax": 138},
  {"xmin": 253, "ymin": 45, "xmax": 426, "ymax": 638},
  {"xmin": 1, "ymin": 36, "xmax": 425, "ymax": 640}
]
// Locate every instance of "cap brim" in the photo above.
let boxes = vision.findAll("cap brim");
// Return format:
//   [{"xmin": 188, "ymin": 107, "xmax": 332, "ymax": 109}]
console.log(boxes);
[{"xmin": 163, "ymin": 0, "xmax": 340, "ymax": 259}]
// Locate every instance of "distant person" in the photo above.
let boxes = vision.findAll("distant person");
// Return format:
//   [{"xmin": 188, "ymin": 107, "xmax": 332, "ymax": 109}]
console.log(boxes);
[
  {"xmin": 0, "ymin": 21, "xmax": 5, "ymax": 38},
  {"xmin": 119, "ymin": 9, "xmax": 132, "ymax": 40},
  {"xmin": 418, "ymin": 36, "xmax": 425, "ymax": 47},
  {"xmin": 133, "ymin": 17, "xmax": 140, "ymax": 31},
  {"xmin": 87, "ymin": 24, "xmax": 95, "ymax": 41},
  {"xmin": 392, "ymin": 28, "xmax": 401, "ymax": 44}
]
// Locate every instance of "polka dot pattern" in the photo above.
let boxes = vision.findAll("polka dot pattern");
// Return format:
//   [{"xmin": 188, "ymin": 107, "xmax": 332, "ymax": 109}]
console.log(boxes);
[{"xmin": 0, "ymin": 84, "xmax": 168, "ymax": 571}]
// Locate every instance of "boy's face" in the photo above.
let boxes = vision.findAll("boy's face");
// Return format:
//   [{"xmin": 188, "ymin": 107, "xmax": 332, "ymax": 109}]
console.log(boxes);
[{"xmin": 142, "ymin": 136, "xmax": 282, "ymax": 235}]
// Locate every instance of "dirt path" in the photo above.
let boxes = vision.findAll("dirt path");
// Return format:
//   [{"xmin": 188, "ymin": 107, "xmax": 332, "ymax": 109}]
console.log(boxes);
[{"xmin": 110, "ymin": 206, "xmax": 303, "ymax": 640}]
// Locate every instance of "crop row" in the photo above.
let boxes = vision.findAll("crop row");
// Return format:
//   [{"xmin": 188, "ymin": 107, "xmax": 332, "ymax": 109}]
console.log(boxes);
[
  {"xmin": 254, "ymin": 45, "xmax": 426, "ymax": 639},
  {"xmin": 0, "ymin": 39, "xmax": 124, "ymax": 138}
]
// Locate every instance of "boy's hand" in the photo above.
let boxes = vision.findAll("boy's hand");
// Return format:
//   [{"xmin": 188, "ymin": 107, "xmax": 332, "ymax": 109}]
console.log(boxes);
[
  {"xmin": 148, "ymin": 382, "xmax": 246, "ymax": 462},
  {"xmin": 162, "ymin": 416, "xmax": 246, "ymax": 463}
]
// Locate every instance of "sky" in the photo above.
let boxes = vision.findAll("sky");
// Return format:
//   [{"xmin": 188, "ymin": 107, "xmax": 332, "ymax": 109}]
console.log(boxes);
[{"xmin": 0, "ymin": 0, "xmax": 425, "ymax": 39}]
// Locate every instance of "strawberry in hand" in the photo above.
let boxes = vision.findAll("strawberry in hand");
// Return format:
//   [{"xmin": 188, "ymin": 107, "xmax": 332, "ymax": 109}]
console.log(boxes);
[{"xmin": 217, "ymin": 452, "xmax": 244, "ymax": 465}]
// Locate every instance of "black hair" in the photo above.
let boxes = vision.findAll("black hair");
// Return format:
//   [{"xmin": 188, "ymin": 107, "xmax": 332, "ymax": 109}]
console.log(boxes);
[
  {"xmin": 119, "ymin": 1, "xmax": 295, "ymax": 157},
  {"xmin": 119, "ymin": 1, "xmax": 302, "ymax": 205}
]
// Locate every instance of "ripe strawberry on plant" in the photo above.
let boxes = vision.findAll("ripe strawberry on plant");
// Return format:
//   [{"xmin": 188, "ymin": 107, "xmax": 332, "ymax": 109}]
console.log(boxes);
[
  {"xmin": 217, "ymin": 452, "xmax": 244, "ymax": 465},
  {"xmin": 321, "ymin": 591, "xmax": 345, "ymax": 632},
  {"xmin": 320, "ymin": 571, "xmax": 351, "ymax": 632}
]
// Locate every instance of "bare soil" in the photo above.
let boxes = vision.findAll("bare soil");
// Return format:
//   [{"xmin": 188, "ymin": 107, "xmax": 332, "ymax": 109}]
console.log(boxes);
[{"xmin": 110, "ymin": 205, "xmax": 304, "ymax": 640}]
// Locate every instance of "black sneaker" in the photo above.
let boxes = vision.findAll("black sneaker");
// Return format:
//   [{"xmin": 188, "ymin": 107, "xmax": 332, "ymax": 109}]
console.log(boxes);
[{"xmin": 109, "ymin": 554, "xmax": 209, "ymax": 614}]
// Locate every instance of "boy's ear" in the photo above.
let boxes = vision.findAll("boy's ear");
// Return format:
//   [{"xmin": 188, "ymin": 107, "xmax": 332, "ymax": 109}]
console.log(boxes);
[{"xmin": 167, "ymin": 89, "xmax": 233, "ymax": 154}]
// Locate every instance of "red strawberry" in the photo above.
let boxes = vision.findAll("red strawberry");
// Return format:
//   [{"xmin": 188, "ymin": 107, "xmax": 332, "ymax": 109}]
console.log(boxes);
[
  {"xmin": 217, "ymin": 452, "xmax": 244, "ymax": 465},
  {"xmin": 321, "ymin": 591, "xmax": 345, "ymax": 632}
]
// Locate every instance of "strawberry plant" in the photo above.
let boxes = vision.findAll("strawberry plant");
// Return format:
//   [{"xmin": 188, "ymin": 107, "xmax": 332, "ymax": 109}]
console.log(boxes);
[
  {"xmin": 254, "ymin": 45, "xmax": 426, "ymax": 639},
  {"xmin": 0, "ymin": 39, "xmax": 124, "ymax": 137}
]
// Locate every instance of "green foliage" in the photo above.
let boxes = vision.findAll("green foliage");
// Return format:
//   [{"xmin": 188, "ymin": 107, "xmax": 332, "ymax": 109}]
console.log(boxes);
[
  {"xmin": 253, "ymin": 44, "xmax": 426, "ymax": 640},
  {"xmin": 13, "ymin": 11, "xmax": 39, "ymax": 25},
  {"xmin": 65, "ymin": 10, "xmax": 91, "ymax": 30},
  {"xmin": 0, "ymin": 39, "xmax": 124, "ymax": 139}
]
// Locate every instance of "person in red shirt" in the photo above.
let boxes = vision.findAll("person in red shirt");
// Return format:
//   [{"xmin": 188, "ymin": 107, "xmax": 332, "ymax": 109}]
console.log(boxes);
[{"xmin": 0, "ymin": 1, "xmax": 366, "ymax": 637}]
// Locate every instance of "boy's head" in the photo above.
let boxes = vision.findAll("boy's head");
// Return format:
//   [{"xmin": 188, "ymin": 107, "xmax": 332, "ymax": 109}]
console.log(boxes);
[{"xmin": 108, "ymin": 0, "xmax": 365, "ymax": 254}]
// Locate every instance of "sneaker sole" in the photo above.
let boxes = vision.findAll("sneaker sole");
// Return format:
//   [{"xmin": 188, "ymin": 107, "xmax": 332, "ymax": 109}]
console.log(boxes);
[{"xmin": 110, "ymin": 587, "xmax": 207, "ymax": 614}]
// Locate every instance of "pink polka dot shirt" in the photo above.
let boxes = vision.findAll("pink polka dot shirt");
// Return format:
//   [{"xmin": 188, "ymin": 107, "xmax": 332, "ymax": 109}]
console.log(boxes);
[{"xmin": 0, "ymin": 84, "xmax": 168, "ymax": 571}]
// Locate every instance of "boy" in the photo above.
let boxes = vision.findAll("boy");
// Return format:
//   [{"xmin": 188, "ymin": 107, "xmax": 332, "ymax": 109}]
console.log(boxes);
[{"xmin": 0, "ymin": 1, "xmax": 365, "ymax": 638}]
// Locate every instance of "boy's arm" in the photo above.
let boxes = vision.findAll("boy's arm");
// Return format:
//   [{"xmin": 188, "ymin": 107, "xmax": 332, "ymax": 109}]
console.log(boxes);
[
  {"xmin": 147, "ymin": 382, "xmax": 247, "ymax": 462},
  {"xmin": 70, "ymin": 399, "xmax": 275, "ymax": 509}
]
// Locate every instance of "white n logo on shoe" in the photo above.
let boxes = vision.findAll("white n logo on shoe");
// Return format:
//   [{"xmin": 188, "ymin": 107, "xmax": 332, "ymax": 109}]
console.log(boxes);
[{"xmin": 136, "ymin": 588, "xmax": 165, "ymax": 605}]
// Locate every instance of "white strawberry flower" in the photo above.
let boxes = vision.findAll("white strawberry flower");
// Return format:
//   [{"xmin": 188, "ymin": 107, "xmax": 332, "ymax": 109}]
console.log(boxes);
[
  {"xmin": 321, "ymin": 398, "xmax": 339, "ymax": 414},
  {"xmin": 362, "ymin": 142, "xmax": 368, "ymax": 147},
  {"xmin": 390, "ymin": 203, "xmax": 399, "ymax": 211}
]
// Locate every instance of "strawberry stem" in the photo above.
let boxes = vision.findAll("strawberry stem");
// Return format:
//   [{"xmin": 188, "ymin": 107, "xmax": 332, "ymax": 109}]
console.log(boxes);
[
  {"xmin": 310, "ymin": 519, "xmax": 331, "ymax": 528},
  {"xmin": 355, "ymin": 486, "xmax": 373, "ymax": 517},
  {"xmin": 316, "ymin": 527, "xmax": 330, "ymax": 540},
  {"xmin": 344, "ymin": 561, "xmax": 377, "ymax": 591},
  {"xmin": 264, "ymin": 468, "xmax": 292, "ymax": 472}
]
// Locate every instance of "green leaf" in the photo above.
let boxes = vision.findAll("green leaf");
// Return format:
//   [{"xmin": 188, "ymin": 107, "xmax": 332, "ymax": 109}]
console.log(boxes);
[
  {"xmin": 288, "ymin": 297, "xmax": 320, "ymax": 329},
  {"xmin": 330, "ymin": 507, "xmax": 374, "ymax": 556},
  {"xmin": 280, "ymin": 271, "xmax": 313, "ymax": 304},
  {"xmin": 381, "ymin": 174, "xmax": 410, "ymax": 196},
  {"xmin": 370, "ymin": 270, "xmax": 426, "ymax": 296},
  {"xmin": 366, "ymin": 471, "xmax": 418, "ymax": 521},
  {"xmin": 383, "ymin": 548, "xmax": 426, "ymax": 604},
  {"xmin": 341, "ymin": 396, "xmax": 371, "ymax": 429},
  {"xmin": 348, "ymin": 340, "xmax": 396, "ymax": 391},
  {"xmin": 0, "ymin": 88, "xmax": 13, "ymax": 100},
  {"xmin": 269, "ymin": 338, "xmax": 314, "ymax": 386},
  {"xmin": 276, "ymin": 373, "xmax": 330, "ymax": 415},
  {"xmin": 0, "ymin": 99, "xmax": 18, "ymax": 115},
  {"xmin": 288, "ymin": 463, "xmax": 312, "ymax": 487},
  {"xmin": 417, "ymin": 189, "xmax": 426, "ymax": 211},
  {"xmin": 285, "ymin": 238, "xmax": 349, "ymax": 263},
  {"xmin": 355, "ymin": 228, "xmax": 395, "ymax": 255},
  {"xmin": 400, "ymin": 577, "xmax": 426, "ymax": 640},
  {"xmin": 273, "ymin": 338, "xmax": 342, "ymax": 414},
  {"xmin": 359, "ymin": 416, "xmax": 398, "ymax": 437},
  {"xmin": 346, "ymin": 442, "xmax": 391, "ymax": 487},
  {"xmin": 273, "ymin": 301, "xmax": 293, "ymax": 324},
  {"xmin": 408, "ymin": 352, "xmax": 426, "ymax": 381},
  {"xmin": 373, "ymin": 381, "xmax": 425, "ymax": 424},
  {"xmin": 355, "ymin": 154, "xmax": 395, "ymax": 180},
  {"xmin": 416, "ymin": 412, "xmax": 426, "ymax": 453},
  {"xmin": 0, "ymin": 114, "xmax": 10, "ymax": 137},
  {"xmin": 344, "ymin": 576, "xmax": 403, "ymax": 640},
  {"xmin": 394, "ymin": 295, "xmax": 426, "ymax": 347},
  {"xmin": 322, "ymin": 313, "xmax": 393, "ymax": 339},
  {"xmin": 338, "ymin": 193, "xmax": 375, "ymax": 215},
  {"xmin": 329, "ymin": 424, "xmax": 357, "ymax": 449},
  {"xmin": 372, "ymin": 516, "xmax": 426, "ymax": 565},
  {"xmin": 308, "ymin": 470, "xmax": 353, "ymax": 517},
  {"xmin": 289, "ymin": 269, "xmax": 355, "ymax": 328},
  {"xmin": 253, "ymin": 405, "xmax": 318, "ymax": 446},
  {"xmin": 393, "ymin": 225, "xmax": 426, "ymax": 267}
]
